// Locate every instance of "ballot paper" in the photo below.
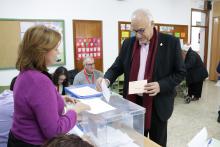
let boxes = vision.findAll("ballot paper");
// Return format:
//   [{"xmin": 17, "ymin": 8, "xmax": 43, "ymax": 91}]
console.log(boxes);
[
  {"xmin": 207, "ymin": 138, "xmax": 220, "ymax": 147},
  {"xmin": 80, "ymin": 98, "xmax": 116, "ymax": 114},
  {"xmin": 91, "ymin": 126, "xmax": 137, "ymax": 147},
  {"xmin": 101, "ymin": 79, "xmax": 111, "ymax": 102},
  {"xmin": 187, "ymin": 127, "xmax": 208, "ymax": 147},
  {"xmin": 128, "ymin": 80, "xmax": 147, "ymax": 95},
  {"xmin": 188, "ymin": 127, "xmax": 220, "ymax": 147},
  {"xmin": 215, "ymin": 80, "xmax": 220, "ymax": 87},
  {"xmin": 66, "ymin": 86, "xmax": 102, "ymax": 98},
  {"xmin": 67, "ymin": 125, "xmax": 84, "ymax": 137}
]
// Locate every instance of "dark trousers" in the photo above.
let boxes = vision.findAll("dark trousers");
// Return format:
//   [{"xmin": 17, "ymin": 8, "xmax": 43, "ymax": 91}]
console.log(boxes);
[
  {"xmin": 136, "ymin": 97, "xmax": 167, "ymax": 147},
  {"xmin": 7, "ymin": 131, "xmax": 41, "ymax": 147},
  {"xmin": 188, "ymin": 81, "xmax": 203, "ymax": 98}
]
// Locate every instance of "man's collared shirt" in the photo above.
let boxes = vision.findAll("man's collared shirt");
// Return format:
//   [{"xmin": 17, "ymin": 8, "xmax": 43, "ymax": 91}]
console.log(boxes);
[{"xmin": 137, "ymin": 43, "xmax": 149, "ymax": 81}]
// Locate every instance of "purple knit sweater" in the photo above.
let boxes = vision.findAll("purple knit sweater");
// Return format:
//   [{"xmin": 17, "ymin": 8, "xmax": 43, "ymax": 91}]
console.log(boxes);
[{"xmin": 11, "ymin": 70, "xmax": 77, "ymax": 145}]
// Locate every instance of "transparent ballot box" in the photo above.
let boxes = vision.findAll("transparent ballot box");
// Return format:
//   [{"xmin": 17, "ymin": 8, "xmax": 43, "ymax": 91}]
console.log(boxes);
[{"xmin": 76, "ymin": 93, "xmax": 146, "ymax": 147}]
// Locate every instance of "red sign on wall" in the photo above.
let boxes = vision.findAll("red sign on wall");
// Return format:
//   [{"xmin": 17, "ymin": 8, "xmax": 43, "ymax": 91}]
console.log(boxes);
[{"xmin": 75, "ymin": 37, "xmax": 102, "ymax": 61}]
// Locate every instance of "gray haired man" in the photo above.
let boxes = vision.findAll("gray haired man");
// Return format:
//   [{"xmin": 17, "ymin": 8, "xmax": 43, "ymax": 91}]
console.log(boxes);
[{"xmin": 73, "ymin": 56, "xmax": 103, "ymax": 85}]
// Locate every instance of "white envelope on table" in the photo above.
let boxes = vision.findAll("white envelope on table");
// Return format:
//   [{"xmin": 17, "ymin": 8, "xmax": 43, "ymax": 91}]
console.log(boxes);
[{"xmin": 128, "ymin": 80, "xmax": 147, "ymax": 95}]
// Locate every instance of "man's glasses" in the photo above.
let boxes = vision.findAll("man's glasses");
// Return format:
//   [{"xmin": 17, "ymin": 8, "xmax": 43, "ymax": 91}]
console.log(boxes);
[
  {"xmin": 133, "ymin": 28, "xmax": 145, "ymax": 34},
  {"xmin": 86, "ymin": 63, "xmax": 95, "ymax": 66}
]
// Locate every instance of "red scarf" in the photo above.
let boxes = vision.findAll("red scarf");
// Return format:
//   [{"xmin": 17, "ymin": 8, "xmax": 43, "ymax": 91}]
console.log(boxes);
[
  {"xmin": 84, "ymin": 69, "xmax": 95, "ymax": 84},
  {"xmin": 127, "ymin": 27, "xmax": 158, "ymax": 129}
]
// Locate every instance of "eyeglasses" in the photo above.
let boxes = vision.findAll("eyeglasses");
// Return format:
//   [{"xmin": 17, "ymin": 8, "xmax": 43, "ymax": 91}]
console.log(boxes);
[
  {"xmin": 86, "ymin": 63, "xmax": 95, "ymax": 66},
  {"xmin": 133, "ymin": 28, "xmax": 145, "ymax": 34}
]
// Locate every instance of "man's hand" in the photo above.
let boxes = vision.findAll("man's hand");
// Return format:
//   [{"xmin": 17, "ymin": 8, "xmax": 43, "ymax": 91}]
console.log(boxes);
[
  {"xmin": 96, "ymin": 77, "xmax": 110, "ymax": 92},
  {"xmin": 144, "ymin": 82, "xmax": 160, "ymax": 96}
]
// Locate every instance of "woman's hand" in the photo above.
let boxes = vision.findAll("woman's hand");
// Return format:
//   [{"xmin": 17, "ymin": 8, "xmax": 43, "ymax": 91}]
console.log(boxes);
[
  {"xmin": 63, "ymin": 95, "xmax": 79, "ymax": 104},
  {"xmin": 73, "ymin": 102, "xmax": 91, "ymax": 114}
]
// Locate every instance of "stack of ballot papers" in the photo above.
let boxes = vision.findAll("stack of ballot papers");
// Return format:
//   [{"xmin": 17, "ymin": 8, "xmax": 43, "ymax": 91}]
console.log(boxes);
[
  {"xmin": 66, "ymin": 98, "xmax": 116, "ymax": 114},
  {"xmin": 80, "ymin": 98, "xmax": 116, "ymax": 114},
  {"xmin": 65, "ymin": 86, "xmax": 102, "ymax": 98},
  {"xmin": 90, "ymin": 126, "xmax": 140, "ymax": 147}
]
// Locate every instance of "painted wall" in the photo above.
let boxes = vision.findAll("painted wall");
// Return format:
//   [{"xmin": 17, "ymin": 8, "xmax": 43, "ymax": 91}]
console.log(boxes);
[{"xmin": 0, "ymin": 0, "xmax": 192, "ymax": 85}]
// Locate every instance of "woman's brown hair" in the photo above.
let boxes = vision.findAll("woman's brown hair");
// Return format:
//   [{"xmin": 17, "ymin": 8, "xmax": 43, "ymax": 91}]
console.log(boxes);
[{"xmin": 16, "ymin": 25, "xmax": 61, "ymax": 71}]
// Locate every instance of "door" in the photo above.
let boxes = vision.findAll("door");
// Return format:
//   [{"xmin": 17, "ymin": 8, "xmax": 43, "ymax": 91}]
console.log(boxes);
[
  {"xmin": 209, "ymin": 17, "xmax": 220, "ymax": 81},
  {"xmin": 73, "ymin": 20, "xmax": 103, "ymax": 72}
]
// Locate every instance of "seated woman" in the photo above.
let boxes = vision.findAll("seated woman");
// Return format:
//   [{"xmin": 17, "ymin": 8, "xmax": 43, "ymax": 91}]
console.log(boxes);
[
  {"xmin": 42, "ymin": 134, "xmax": 93, "ymax": 147},
  {"xmin": 8, "ymin": 25, "xmax": 90, "ymax": 147},
  {"xmin": 53, "ymin": 66, "xmax": 70, "ymax": 95},
  {"xmin": 73, "ymin": 56, "xmax": 103, "ymax": 85}
]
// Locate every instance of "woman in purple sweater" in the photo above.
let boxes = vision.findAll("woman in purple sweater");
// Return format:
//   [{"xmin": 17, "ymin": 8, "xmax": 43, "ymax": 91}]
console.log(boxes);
[{"xmin": 7, "ymin": 25, "xmax": 90, "ymax": 147}]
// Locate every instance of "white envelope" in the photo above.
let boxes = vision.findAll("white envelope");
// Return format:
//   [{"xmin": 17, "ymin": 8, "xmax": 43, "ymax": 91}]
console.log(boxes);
[
  {"xmin": 101, "ymin": 79, "xmax": 111, "ymax": 102},
  {"xmin": 128, "ymin": 80, "xmax": 147, "ymax": 95}
]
